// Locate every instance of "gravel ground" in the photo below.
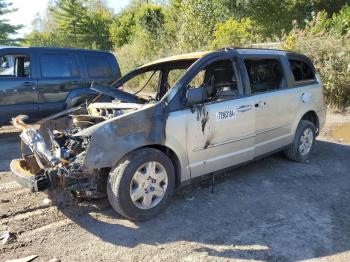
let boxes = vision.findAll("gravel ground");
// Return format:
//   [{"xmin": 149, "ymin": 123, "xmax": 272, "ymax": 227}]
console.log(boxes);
[{"xmin": 0, "ymin": 113, "xmax": 350, "ymax": 262}]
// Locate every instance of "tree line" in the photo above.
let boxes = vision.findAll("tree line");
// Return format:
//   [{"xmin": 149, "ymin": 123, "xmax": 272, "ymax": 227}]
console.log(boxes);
[
  {"xmin": 18, "ymin": 0, "xmax": 350, "ymax": 50},
  {"xmin": 0, "ymin": 0, "xmax": 349, "ymax": 109}
]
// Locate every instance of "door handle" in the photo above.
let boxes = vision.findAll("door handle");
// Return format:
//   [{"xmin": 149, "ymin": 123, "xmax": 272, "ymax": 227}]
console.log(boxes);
[
  {"xmin": 255, "ymin": 101, "xmax": 266, "ymax": 108},
  {"xmin": 23, "ymin": 82, "xmax": 36, "ymax": 90},
  {"xmin": 237, "ymin": 105, "xmax": 252, "ymax": 112},
  {"xmin": 72, "ymin": 80, "xmax": 80, "ymax": 84},
  {"xmin": 23, "ymin": 81, "xmax": 34, "ymax": 87}
]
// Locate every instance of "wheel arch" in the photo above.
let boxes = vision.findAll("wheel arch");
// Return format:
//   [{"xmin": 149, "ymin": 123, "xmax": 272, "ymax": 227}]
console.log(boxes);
[
  {"xmin": 139, "ymin": 144, "xmax": 182, "ymax": 187},
  {"xmin": 300, "ymin": 110, "xmax": 320, "ymax": 135}
]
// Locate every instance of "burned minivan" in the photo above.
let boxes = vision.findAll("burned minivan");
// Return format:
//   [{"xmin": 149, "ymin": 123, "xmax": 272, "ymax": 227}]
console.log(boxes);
[{"xmin": 10, "ymin": 49, "xmax": 326, "ymax": 221}]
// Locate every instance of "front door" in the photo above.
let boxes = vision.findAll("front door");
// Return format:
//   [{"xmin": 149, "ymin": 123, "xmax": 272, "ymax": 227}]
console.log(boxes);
[
  {"xmin": 184, "ymin": 58, "xmax": 255, "ymax": 178},
  {"xmin": 0, "ymin": 52, "xmax": 38, "ymax": 124}
]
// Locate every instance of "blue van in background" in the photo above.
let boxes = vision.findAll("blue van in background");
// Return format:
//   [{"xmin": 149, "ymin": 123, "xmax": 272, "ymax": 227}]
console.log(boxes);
[{"xmin": 0, "ymin": 47, "xmax": 121, "ymax": 125}]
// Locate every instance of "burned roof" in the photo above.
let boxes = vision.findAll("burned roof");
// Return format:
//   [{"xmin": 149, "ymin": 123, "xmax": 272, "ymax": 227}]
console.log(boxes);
[
  {"xmin": 138, "ymin": 48, "xmax": 302, "ymax": 69},
  {"xmin": 138, "ymin": 51, "xmax": 210, "ymax": 69}
]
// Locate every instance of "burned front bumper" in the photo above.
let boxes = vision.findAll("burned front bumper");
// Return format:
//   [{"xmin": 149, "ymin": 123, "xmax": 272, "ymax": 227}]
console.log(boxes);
[
  {"xmin": 10, "ymin": 158, "xmax": 50, "ymax": 192},
  {"xmin": 10, "ymin": 115, "xmax": 106, "ymax": 198}
]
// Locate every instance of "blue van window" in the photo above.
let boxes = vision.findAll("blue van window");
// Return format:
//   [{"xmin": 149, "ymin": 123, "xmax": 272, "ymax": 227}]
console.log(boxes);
[
  {"xmin": 40, "ymin": 54, "xmax": 80, "ymax": 78},
  {"xmin": 85, "ymin": 55, "xmax": 112, "ymax": 78}
]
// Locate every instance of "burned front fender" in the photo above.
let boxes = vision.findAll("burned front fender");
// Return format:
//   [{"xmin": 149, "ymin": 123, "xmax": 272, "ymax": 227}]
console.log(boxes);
[{"xmin": 75, "ymin": 102, "xmax": 167, "ymax": 171}]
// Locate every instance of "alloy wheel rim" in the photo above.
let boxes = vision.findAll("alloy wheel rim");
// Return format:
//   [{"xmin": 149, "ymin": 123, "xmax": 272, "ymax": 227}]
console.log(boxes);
[
  {"xmin": 299, "ymin": 128, "xmax": 314, "ymax": 156},
  {"xmin": 130, "ymin": 161, "xmax": 168, "ymax": 210}
]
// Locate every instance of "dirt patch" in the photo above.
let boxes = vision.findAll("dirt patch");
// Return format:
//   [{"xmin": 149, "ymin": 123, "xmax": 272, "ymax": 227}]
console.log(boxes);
[
  {"xmin": 319, "ymin": 111, "xmax": 350, "ymax": 144},
  {"xmin": 330, "ymin": 124, "xmax": 350, "ymax": 144}
]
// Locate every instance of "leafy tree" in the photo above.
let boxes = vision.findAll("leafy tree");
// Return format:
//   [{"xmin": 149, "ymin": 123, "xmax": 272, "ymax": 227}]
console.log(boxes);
[
  {"xmin": 22, "ymin": 30, "xmax": 67, "ymax": 47},
  {"xmin": 329, "ymin": 4, "xmax": 350, "ymax": 36},
  {"xmin": 22, "ymin": 8, "xmax": 68, "ymax": 47},
  {"xmin": 136, "ymin": 4, "xmax": 165, "ymax": 35},
  {"xmin": 110, "ymin": 10, "xmax": 136, "ymax": 47},
  {"xmin": 311, "ymin": 0, "xmax": 350, "ymax": 17},
  {"xmin": 50, "ymin": 0, "xmax": 89, "ymax": 47},
  {"xmin": 176, "ymin": 0, "xmax": 229, "ymax": 51},
  {"xmin": 24, "ymin": 0, "xmax": 114, "ymax": 50},
  {"xmin": 0, "ymin": 0, "xmax": 22, "ymax": 45},
  {"xmin": 84, "ymin": 1, "xmax": 114, "ymax": 50},
  {"xmin": 239, "ymin": 0, "xmax": 308, "ymax": 37},
  {"xmin": 210, "ymin": 18, "xmax": 258, "ymax": 49},
  {"xmin": 236, "ymin": 0, "xmax": 350, "ymax": 37}
]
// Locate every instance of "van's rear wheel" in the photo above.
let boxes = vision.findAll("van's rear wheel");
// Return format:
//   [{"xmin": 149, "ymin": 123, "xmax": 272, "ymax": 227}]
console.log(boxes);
[
  {"xmin": 107, "ymin": 148, "xmax": 175, "ymax": 221},
  {"xmin": 285, "ymin": 120, "xmax": 316, "ymax": 162}
]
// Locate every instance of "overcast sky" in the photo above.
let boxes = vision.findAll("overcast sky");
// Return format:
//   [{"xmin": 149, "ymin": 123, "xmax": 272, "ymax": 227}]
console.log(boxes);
[{"xmin": 3, "ymin": 0, "xmax": 131, "ymax": 37}]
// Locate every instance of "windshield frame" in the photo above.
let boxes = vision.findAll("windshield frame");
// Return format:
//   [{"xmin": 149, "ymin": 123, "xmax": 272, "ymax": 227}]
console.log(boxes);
[{"xmin": 112, "ymin": 59, "xmax": 199, "ymax": 102}]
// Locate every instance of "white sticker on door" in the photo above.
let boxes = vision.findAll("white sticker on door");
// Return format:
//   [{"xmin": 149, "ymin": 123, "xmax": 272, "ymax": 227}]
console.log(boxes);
[{"xmin": 216, "ymin": 109, "xmax": 236, "ymax": 121}]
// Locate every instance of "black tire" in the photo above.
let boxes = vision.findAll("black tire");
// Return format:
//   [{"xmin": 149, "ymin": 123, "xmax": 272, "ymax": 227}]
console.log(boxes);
[
  {"xmin": 284, "ymin": 120, "xmax": 316, "ymax": 162},
  {"xmin": 107, "ymin": 148, "xmax": 175, "ymax": 221}
]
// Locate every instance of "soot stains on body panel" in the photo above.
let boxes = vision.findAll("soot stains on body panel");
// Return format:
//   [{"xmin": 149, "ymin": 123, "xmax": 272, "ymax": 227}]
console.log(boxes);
[
  {"xmin": 190, "ymin": 104, "xmax": 210, "ymax": 134},
  {"xmin": 77, "ymin": 102, "xmax": 168, "ymax": 171},
  {"xmin": 197, "ymin": 106, "xmax": 209, "ymax": 133}
]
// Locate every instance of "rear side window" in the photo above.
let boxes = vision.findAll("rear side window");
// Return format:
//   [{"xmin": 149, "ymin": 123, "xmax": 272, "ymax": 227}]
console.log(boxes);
[
  {"xmin": 244, "ymin": 58, "xmax": 285, "ymax": 94},
  {"xmin": 40, "ymin": 54, "xmax": 80, "ymax": 78},
  {"xmin": 85, "ymin": 55, "xmax": 112, "ymax": 78},
  {"xmin": 289, "ymin": 59, "xmax": 315, "ymax": 82}
]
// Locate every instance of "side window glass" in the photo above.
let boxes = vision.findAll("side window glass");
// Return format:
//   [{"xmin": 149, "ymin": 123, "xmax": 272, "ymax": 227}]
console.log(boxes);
[
  {"xmin": 40, "ymin": 54, "xmax": 79, "ymax": 78},
  {"xmin": 0, "ymin": 54, "xmax": 31, "ymax": 77},
  {"xmin": 244, "ymin": 58, "xmax": 284, "ymax": 94},
  {"xmin": 187, "ymin": 59, "xmax": 239, "ymax": 102},
  {"xmin": 167, "ymin": 69, "xmax": 186, "ymax": 90},
  {"xmin": 85, "ymin": 55, "xmax": 112, "ymax": 78},
  {"xmin": 289, "ymin": 59, "xmax": 315, "ymax": 82}
]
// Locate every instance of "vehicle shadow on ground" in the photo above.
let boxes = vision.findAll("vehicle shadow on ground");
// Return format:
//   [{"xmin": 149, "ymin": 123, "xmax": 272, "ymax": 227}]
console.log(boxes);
[{"xmin": 56, "ymin": 140, "xmax": 350, "ymax": 261}]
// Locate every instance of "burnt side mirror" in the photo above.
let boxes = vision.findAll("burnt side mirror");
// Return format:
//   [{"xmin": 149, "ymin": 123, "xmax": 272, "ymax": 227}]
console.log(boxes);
[{"xmin": 185, "ymin": 87, "xmax": 206, "ymax": 106}]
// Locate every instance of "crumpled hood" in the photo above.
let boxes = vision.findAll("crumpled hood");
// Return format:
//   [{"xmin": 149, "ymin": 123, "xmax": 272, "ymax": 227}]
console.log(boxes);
[
  {"xmin": 91, "ymin": 82, "xmax": 140, "ymax": 103},
  {"xmin": 73, "ymin": 101, "xmax": 166, "ymax": 171}
]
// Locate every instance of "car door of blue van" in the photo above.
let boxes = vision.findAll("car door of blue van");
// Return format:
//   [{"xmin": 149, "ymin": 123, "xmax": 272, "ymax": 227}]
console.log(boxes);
[{"xmin": 0, "ymin": 49, "xmax": 39, "ymax": 125}]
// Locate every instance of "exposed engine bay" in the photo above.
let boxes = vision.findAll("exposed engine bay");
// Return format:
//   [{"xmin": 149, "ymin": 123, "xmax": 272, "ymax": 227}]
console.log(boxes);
[{"xmin": 12, "ymin": 89, "xmax": 147, "ymax": 198}]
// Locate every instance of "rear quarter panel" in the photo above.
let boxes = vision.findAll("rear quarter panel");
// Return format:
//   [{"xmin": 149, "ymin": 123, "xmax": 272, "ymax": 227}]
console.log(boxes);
[
  {"xmin": 282, "ymin": 53, "xmax": 326, "ymax": 137},
  {"xmin": 291, "ymin": 81, "xmax": 326, "ymax": 136}
]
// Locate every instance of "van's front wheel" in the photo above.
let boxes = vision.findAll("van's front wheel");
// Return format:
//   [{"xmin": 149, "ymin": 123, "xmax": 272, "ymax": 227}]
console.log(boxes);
[
  {"xmin": 285, "ymin": 120, "xmax": 316, "ymax": 162},
  {"xmin": 107, "ymin": 148, "xmax": 175, "ymax": 221}
]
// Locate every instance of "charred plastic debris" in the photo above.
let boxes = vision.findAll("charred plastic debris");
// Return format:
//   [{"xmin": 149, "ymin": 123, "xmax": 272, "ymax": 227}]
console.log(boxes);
[{"xmin": 11, "ymin": 84, "xmax": 150, "ymax": 199}]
